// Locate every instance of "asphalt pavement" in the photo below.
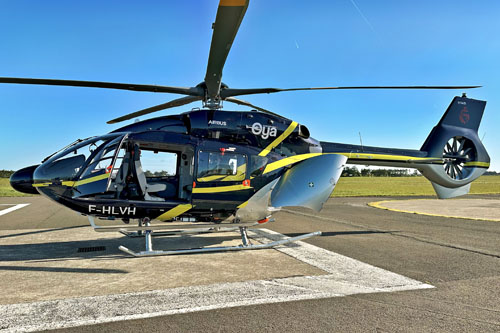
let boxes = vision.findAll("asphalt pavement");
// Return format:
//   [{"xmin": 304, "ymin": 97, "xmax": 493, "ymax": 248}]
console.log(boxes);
[{"xmin": 0, "ymin": 195, "xmax": 498, "ymax": 332}]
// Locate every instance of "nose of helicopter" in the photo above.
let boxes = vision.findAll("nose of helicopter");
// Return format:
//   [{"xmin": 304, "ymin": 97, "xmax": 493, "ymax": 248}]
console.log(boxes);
[{"xmin": 9, "ymin": 165, "xmax": 40, "ymax": 195}]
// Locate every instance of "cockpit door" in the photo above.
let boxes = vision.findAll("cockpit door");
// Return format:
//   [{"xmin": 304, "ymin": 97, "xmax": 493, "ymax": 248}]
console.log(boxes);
[{"xmin": 73, "ymin": 135, "xmax": 126, "ymax": 197}]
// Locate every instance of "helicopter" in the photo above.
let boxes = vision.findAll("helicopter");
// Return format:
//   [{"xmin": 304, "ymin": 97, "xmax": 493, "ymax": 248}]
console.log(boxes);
[{"xmin": 6, "ymin": 0, "xmax": 490, "ymax": 256}]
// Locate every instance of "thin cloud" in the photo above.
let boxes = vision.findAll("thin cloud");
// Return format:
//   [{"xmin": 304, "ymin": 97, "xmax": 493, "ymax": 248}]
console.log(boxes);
[{"xmin": 348, "ymin": 0, "xmax": 375, "ymax": 32}]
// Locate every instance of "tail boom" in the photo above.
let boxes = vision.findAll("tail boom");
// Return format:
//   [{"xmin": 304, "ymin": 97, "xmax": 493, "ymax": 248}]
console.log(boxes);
[{"xmin": 319, "ymin": 95, "xmax": 490, "ymax": 198}]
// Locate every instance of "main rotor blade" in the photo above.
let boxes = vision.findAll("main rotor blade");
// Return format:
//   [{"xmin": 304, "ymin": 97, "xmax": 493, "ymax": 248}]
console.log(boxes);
[
  {"xmin": 224, "ymin": 97, "xmax": 284, "ymax": 118},
  {"xmin": 204, "ymin": 0, "xmax": 249, "ymax": 99},
  {"xmin": 107, "ymin": 96, "xmax": 202, "ymax": 124},
  {"xmin": 221, "ymin": 85, "xmax": 482, "ymax": 98},
  {"xmin": 0, "ymin": 77, "xmax": 204, "ymax": 96}
]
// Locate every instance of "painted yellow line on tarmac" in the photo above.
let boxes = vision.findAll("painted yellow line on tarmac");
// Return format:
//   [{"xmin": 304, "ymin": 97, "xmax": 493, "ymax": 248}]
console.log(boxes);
[{"xmin": 369, "ymin": 199, "xmax": 500, "ymax": 222}]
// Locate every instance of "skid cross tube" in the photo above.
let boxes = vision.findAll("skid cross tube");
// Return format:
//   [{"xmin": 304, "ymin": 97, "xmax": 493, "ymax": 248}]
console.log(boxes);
[
  {"xmin": 88, "ymin": 216, "xmax": 320, "ymax": 257},
  {"xmin": 118, "ymin": 228, "xmax": 322, "ymax": 257}
]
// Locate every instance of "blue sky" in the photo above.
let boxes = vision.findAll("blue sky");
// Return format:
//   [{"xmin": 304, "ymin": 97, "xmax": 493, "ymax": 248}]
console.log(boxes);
[{"xmin": 1, "ymin": 0, "xmax": 499, "ymax": 171}]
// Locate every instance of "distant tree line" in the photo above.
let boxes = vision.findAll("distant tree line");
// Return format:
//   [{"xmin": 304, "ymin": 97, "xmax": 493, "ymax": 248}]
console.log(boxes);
[
  {"xmin": 342, "ymin": 167, "xmax": 500, "ymax": 177},
  {"xmin": 1, "ymin": 168, "xmax": 498, "ymax": 179},
  {"xmin": 0, "ymin": 170, "xmax": 14, "ymax": 178},
  {"xmin": 341, "ymin": 167, "xmax": 420, "ymax": 177},
  {"xmin": 144, "ymin": 170, "xmax": 172, "ymax": 177}
]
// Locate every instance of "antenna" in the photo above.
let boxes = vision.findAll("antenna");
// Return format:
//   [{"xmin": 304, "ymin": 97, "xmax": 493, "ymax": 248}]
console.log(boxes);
[
  {"xmin": 481, "ymin": 132, "xmax": 486, "ymax": 142},
  {"xmin": 359, "ymin": 132, "xmax": 364, "ymax": 151}
]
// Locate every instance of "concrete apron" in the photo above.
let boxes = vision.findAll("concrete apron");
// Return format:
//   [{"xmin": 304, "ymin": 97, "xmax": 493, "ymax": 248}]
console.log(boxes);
[{"xmin": 0, "ymin": 227, "xmax": 432, "ymax": 332}]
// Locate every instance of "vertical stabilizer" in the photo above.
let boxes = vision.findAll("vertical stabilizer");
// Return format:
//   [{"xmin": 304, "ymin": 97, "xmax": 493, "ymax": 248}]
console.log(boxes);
[{"xmin": 417, "ymin": 95, "xmax": 489, "ymax": 198}]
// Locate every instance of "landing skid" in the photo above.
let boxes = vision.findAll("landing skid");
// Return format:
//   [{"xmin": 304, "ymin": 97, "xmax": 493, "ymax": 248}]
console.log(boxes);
[
  {"xmin": 87, "ymin": 216, "xmax": 321, "ymax": 257},
  {"xmin": 119, "ymin": 227, "xmax": 321, "ymax": 257}
]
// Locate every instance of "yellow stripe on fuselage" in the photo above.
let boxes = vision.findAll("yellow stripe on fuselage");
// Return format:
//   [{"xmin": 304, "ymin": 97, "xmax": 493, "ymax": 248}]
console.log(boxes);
[
  {"xmin": 263, "ymin": 153, "xmax": 322, "ymax": 174},
  {"xmin": 32, "ymin": 173, "xmax": 110, "ymax": 188},
  {"xmin": 258, "ymin": 121, "xmax": 298, "ymax": 157},
  {"xmin": 32, "ymin": 182, "xmax": 52, "ymax": 188},
  {"xmin": 237, "ymin": 201, "xmax": 249, "ymax": 209},
  {"xmin": 73, "ymin": 173, "xmax": 110, "ymax": 187},
  {"xmin": 156, "ymin": 204, "xmax": 193, "ymax": 221},
  {"xmin": 262, "ymin": 152, "xmax": 448, "ymax": 175},
  {"xmin": 464, "ymin": 161, "xmax": 490, "ymax": 167},
  {"xmin": 193, "ymin": 184, "xmax": 252, "ymax": 193},
  {"xmin": 339, "ymin": 152, "xmax": 437, "ymax": 162},
  {"xmin": 197, "ymin": 164, "xmax": 247, "ymax": 182},
  {"xmin": 197, "ymin": 175, "xmax": 225, "ymax": 182}
]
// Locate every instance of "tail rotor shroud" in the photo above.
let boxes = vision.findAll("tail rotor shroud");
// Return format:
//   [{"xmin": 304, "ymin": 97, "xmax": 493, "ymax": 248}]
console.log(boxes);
[{"xmin": 442, "ymin": 136, "xmax": 476, "ymax": 180}]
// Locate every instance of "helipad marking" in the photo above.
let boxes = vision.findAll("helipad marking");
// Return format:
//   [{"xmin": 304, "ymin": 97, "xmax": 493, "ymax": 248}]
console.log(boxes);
[
  {"xmin": 0, "ymin": 228, "xmax": 433, "ymax": 332},
  {"xmin": 0, "ymin": 204, "xmax": 30, "ymax": 216},
  {"xmin": 369, "ymin": 199, "xmax": 500, "ymax": 222}
]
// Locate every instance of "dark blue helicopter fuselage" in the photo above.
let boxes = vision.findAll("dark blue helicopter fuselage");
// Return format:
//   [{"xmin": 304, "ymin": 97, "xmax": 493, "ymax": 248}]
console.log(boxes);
[{"xmin": 11, "ymin": 109, "xmax": 318, "ymax": 222}]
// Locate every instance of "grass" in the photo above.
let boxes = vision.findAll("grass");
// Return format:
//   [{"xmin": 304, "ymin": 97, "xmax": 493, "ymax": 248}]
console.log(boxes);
[
  {"xmin": 1, "ymin": 175, "xmax": 499, "ymax": 198},
  {"xmin": 332, "ymin": 175, "xmax": 500, "ymax": 197},
  {"xmin": 0, "ymin": 178, "xmax": 32, "ymax": 197}
]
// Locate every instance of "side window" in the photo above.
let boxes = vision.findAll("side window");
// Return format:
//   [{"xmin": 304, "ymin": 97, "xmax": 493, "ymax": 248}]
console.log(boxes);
[
  {"xmin": 197, "ymin": 151, "xmax": 246, "ymax": 182},
  {"xmin": 250, "ymin": 155, "xmax": 268, "ymax": 178},
  {"xmin": 139, "ymin": 150, "xmax": 178, "ymax": 177}
]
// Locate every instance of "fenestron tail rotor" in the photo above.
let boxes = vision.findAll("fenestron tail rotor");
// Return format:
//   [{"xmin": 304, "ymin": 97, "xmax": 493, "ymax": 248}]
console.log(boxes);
[
  {"xmin": 0, "ymin": 0, "xmax": 483, "ymax": 124},
  {"xmin": 442, "ymin": 136, "xmax": 476, "ymax": 180}
]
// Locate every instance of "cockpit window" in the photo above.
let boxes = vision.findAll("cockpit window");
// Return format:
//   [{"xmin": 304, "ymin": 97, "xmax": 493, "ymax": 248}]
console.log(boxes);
[
  {"xmin": 33, "ymin": 134, "xmax": 124, "ymax": 183},
  {"xmin": 197, "ymin": 150, "xmax": 246, "ymax": 182},
  {"xmin": 80, "ymin": 136, "xmax": 123, "ymax": 179}
]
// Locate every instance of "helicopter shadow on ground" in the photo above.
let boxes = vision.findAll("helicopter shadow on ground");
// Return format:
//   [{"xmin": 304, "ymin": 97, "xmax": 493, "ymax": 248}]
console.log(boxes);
[
  {"xmin": 0, "ymin": 225, "xmax": 87, "ymax": 240},
  {"xmin": 0, "ymin": 228, "xmax": 244, "ymax": 263},
  {"xmin": 0, "ymin": 265, "xmax": 128, "ymax": 274}
]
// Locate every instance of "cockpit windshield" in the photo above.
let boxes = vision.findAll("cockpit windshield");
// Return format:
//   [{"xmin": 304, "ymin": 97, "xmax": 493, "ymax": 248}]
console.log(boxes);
[
  {"xmin": 80, "ymin": 136, "xmax": 124, "ymax": 179},
  {"xmin": 33, "ymin": 133, "xmax": 125, "ymax": 184}
]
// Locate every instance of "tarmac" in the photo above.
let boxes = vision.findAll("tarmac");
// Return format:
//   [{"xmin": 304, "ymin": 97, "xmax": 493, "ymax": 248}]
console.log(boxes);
[
  {"xmin": 369, "ymin": 198, "xmax": 500, "ymax": 222},
  {"xmin": 0, "ymin": 195, "xmax": 499, "ymax": 332}
]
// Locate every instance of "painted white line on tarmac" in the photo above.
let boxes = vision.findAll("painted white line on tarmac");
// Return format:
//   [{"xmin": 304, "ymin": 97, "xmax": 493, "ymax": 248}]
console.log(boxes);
[
  {"xmin": 0, "ymin": 204, "xmax": 30, "ymax": 216},
  {"xmin": 0, "ymin": 228, "xmax": 433, "ymax": 332}
]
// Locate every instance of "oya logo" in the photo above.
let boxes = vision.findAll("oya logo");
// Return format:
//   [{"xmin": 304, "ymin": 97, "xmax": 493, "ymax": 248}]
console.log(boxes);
[
  {"xmin": 459, "ymin": 107, "xmax": 470, "ymax": 125},
  {"xmin": 247, "ymin": 122, "xmax": 277, "ymax": 139}
]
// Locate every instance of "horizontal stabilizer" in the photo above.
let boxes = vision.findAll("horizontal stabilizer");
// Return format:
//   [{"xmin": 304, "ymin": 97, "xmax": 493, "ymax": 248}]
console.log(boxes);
[{"xmin": 431, "ymin": 182, "xmax": 471, "ymax": 199}]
